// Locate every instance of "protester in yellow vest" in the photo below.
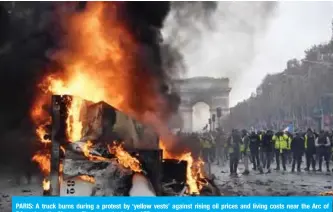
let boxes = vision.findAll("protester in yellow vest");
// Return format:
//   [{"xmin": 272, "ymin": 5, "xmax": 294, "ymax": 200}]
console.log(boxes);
[
  {"xmin": 273, "ymin": 131, "xmax": 289, "ymax": 171},
  {"xmin": 241, "ymin": 129, "xmax": 250, "ymax": 175},
  {"xmin": 200, "ymin": 136, "xmax": 211, "ymax": 162},
  {"xmin": 209, "ymin": 133, "xmax": 216, "ymax": 162},
  {"xmin": 284, "ymin": 131, "xmax": 293, "ymax": 164}
]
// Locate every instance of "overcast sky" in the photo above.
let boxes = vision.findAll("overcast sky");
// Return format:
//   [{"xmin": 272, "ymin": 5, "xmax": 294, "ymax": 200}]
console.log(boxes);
[
  {"xmin": 171, "ymin": 1, "xmax": 333, "ymax": 131},
  {"xmin": 232, "ymin": 1, "xmax": 333, "ymax": 106}
]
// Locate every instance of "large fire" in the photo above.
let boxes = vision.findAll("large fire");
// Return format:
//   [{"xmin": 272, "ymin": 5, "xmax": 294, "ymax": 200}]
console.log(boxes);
[
  {"xmin": 30, "ymin": 2, "xmax": 204, "ymax": 195},
  {"xmin": 160, "ymin": 142, "xmax": 205, "ymax": 194}
]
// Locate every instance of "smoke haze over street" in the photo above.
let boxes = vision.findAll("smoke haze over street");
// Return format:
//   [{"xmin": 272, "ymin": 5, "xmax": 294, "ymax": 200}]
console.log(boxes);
[
  {"xmin": 163, "ymin": 1, "xmax": 333, "ymax": 106},
  {"xmin": 162, "ymin": 1, "xmax": 333, "ymax": 128}
]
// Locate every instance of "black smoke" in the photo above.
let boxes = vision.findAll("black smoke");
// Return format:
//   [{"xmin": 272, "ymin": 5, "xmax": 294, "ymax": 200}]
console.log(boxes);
[
  {"xmin": 118, "ymin": 2, "xmax": 181, "ymax": 118},
  {"xmin": 0, "ymin": 2, "xmax": 181, "ymax": 165},
  {"xmin": 0, "ymin": 2, "xmax": 57, "ymax": 166}
]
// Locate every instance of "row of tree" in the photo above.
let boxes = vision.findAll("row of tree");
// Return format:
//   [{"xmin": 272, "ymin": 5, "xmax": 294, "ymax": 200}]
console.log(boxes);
[{"xmin": 225, "ymin": 21, "xmax": 333, "ymax": 131}]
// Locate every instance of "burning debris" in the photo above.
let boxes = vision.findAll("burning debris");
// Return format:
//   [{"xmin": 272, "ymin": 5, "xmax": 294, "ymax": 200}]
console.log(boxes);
[
  {"xmin": 62, "ymin": 158, "xmax": 133, "ymax": 196},
  {"xmin": 31, "ymin": 94, "xmax": 217, "ymax": 196},
  {"xmin": 42, "ymin": 179, "xmax": 50, "ymax": 191},
  {"xmin": 23, "ymin": 2, "xmax": 219, "ymax": 197}
]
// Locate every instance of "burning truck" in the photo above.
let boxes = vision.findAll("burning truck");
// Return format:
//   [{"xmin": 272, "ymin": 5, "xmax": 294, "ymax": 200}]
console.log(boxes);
[
  {"xmin": 26, "ymin": 2, "xmax": 219, "ymax": 197},
  {"xmin": 32, "ymin": 94, "xmax": 218, "ymax": 196}
]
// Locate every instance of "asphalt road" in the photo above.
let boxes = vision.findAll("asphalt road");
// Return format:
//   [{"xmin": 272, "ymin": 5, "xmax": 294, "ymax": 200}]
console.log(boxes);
[{"xmin": 210, "ymin": 162, "xmax": 333, "ymax": 196}]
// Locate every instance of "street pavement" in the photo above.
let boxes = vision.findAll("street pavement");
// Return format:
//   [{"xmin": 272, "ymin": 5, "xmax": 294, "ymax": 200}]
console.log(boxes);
[
  {"xmin": 210, "ymin": 161, "xmax": 333, "ymax": 196},
  {"xmin": 0, "ymin": 168, "xmax": 42, "ymax": 212}
]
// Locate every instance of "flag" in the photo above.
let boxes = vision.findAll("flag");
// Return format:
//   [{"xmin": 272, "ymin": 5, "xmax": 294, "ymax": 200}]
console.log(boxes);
[{"xmin": 283, "ymin": 123, "xmax": 294, "ymax": 133}]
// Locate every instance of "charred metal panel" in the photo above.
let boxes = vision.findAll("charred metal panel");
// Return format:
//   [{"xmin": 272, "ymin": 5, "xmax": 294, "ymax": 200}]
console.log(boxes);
[
  {"xmin": 130, "ymin": 149, "xmax": 162, "ymax": 196},
  {"xmin": 162, "ymin": 159, "xmax": 187, "ymax": 184},
  {"xmin": 50, "ymin": 95, "xmax": 71, "ymax": 196},
  {"xmin": 81, "ymin": 101, "xmax": 140, "ymax": 149},
  {"xmin": 162, "ymin": 159, "xmax": 187, "ymax": 193}
]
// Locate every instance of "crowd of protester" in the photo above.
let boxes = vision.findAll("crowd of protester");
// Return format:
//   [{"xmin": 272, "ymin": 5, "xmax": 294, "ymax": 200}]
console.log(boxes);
[{"xmin": 185, "ymin": 128, "xmax": 333, "ymax": 176}]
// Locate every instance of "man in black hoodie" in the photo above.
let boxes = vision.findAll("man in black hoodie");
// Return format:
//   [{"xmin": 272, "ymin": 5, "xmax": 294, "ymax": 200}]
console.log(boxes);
[
  {"xmin": 304, "ymin": 128, "xmax": 316, "ymax": 171},
  {"xmin": 291, "ymin": 131, "xmax": 305, "ymax": 172},
  {"xmin": 227, "ymin": 129, "xmax": 241, "ymax": 176},
  {"xmin": 248, "ymin": 131, "xmax": 263, "ymax": 173},
  {"xmin": 315, "ymin": 130, "xmax": 331, "ymax": 172},
  {"xmin": 261, "ymin": 130, "xmax": 274, "ymax": 173},
  {"xmin": 241, "ymin": 129, "xmax": 250, "ymax": 175}
]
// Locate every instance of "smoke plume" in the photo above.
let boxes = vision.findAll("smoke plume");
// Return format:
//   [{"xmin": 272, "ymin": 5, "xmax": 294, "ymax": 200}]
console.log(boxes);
[
  {"xmin": 0, "ymin": 2, "xmax": 180, "ymax": 165},
  {"xmin": 162, "ymin": 1, "xmax": 278, "ymax": 95}
]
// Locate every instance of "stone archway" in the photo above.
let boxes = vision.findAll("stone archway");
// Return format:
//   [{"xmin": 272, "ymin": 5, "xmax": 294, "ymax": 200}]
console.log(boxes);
[
  {"xmin": 192, "ymin": 102, "xmax": 210, "ymax": 131},
  {"xmin": 172, "ymin": 77, "xmax": 231, "ymax": 132}
]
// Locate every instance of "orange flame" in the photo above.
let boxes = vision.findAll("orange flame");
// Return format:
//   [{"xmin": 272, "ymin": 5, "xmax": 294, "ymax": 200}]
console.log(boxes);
[
  {"xmin": 32, "ymin": 152, "xmax": 64, "ymax": 176},
  {"xmin": 78, "ymin": 175, "xmax": 96, "ymax": 184},
  {"xmin": 36, "ymin": 125, "xmax": 51, "ymax": 144},
  {"xmin": 108, "ymin": 144, "xmax": 142, "ymax": 173},
  {"xmin": 82, "ymin": 140, "xmax": 93, "ymax": 158},
  {"xmin": 32, "ymin": 152, "xmax": 50, "ymax": 175},
  {"xmin": 43, "ymin": 179, "xmax": 50, "ymax": 191},
  {"xmin": 30, "ymin": 2, "xmax": 202, "ymax": 192},
  {"xmin": 66, "ymin": 97, "xmax": 83, "ymax": 142},
  {"xmin": 81, "ymin": 141, "xmax": 109, "ymax": 161},
  {"xmin": 38, "ymin": 2, "xmax": 137, "ymax": 112}
]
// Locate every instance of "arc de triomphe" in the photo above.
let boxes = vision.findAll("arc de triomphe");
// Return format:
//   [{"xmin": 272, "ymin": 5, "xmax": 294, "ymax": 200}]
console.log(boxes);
[{"xmin": 172, "ymin": 77, "xmax": 231, "ymax": 132}]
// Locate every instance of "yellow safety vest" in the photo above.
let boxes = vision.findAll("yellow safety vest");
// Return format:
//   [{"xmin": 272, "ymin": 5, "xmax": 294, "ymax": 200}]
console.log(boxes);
[
  {"xmin": 228, "ymin": 137, "xmax": 235, "ymax": 153},
  {"xmin": 200, "ymin": 139, "xmax": 212, "ymax": 149},
  {"xmin": 240, "ymin": 144, "xmax": 244, "ymax": 152},
  {"xmin": 240, "ymin": 137, "xmax": 250, "ymax": 153},
  {"xmin": 305, "ymin": 135, "xmax": 308, "ymax": 149},
  {"xmin": 274, "ymin": 134, "xmax": 289, "ymax": 152},
  {"xmin": 304, "ymin": 135, "xmax": 314, "ymax": 149},
  {"xmin": 286, "ymin": 135, "xmax": 292, "ymax": 150}
]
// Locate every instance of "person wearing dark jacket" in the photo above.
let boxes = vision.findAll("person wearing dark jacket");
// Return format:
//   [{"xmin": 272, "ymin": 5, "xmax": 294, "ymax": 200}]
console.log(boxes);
[
  {"xmin": 248, "ymin": 131, "xmax": 263, "ymax": 173},
  {"xmin": 241, "ymin": 129, "xmax": 250, "ymax": 175},
  {"xmin": 315, "ymin": 130, "xmax": 331, "ymax": 172},
  {"xmin": 227, "ymin": 129, "xmax": 242, "ymax": 176},
  {"xmin": 258, "ymin": 130, "xmax": 265, "ymax": 168},
  {"xmin": 313, "ymin": 130, "xmax": 319, "ymax": 138},
  {"xmin": 291, "ymin": 132, "xmax": 305, "ymax": 172},
  {"xmin": 304, "ymin": 128, "xmax": 316, "ymax": 171},
  {"xmin": 261, "ymin": 130, "xmax": 274, "ymax": 173}
]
